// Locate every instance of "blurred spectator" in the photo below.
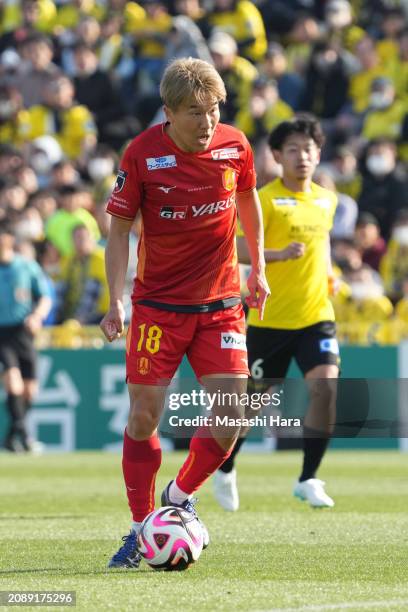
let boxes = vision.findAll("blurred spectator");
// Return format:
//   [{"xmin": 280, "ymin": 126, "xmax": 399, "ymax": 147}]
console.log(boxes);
[
  {"xmin": 332, "ymin": 238, "xmax": 362, "ymax": 272},
  {"xmin": 15, "ymin": 164, "xmax": 39, "ymax": 196},
  {"xmin": 72, "ymin": 43, "xmax": 130, "ymax": 149},
  {"xmin": 50, "ymin": 160, "xmax": 79, "ymax": 190},
  {"xmin": 259, "ymin": 1, "xmax": 322, "ymax": 38},
  {"xmin": 358, "ymin": 139, "xmax": 407, "ymax": 239},
  {"xmin": 28, "ymin": 188, "xmax": 58, "ymax": 222},
  {"xmin": 380, "ymin": 210, "xmax": 408, "ymax": 302},
  {"xmin": 392, "ymin": 27, "xmax": 408, "ymax": 104},
  {"xmin": 55, "ymin": 224, "xmax": 109, "ymax": 324},
  {"xmin": 128, "ymin": 0, "xmax": 172, "ymax": 95},
  {"xmin": 208, "ymin": 31, "xmax": 258, "ymax": 123},
  {"xmin": 349, "ymin": 35, "xmax": 392, "ymax": 113},
  {"xmin": 0, "ymin": 144, "xmax": 23, "ymax": 175},
  {"xmin": 284, "ymin": 13, "xmax": 320, "ymax": 75},
  {"xmin": 164, "ymin": 15, "xmax": 212, "ymax": 64},
  {"xmin": 258, "ymin": 42, "xmax": 304, "ymax": 111},
  {"xmin": 0, "ymin": 219, "xmax": 51, "ymax": 453},
  {"xmin": 314, "ymin": 169, "xmax": 358, "ymax": 240},
  {"xmin": 323, "ymin": 145, "xmax": 362, "ymax": 200},
  {"xmin": 0, "ymin": 180, "xmax": 28, "ymax": 213},
  {"xmin": 28, "ymin": 135, "xmax": 63, "ymax": 188},
  {"xmin": 324, "ymin": 0, "xmax": 365, "ymax": 52},
  {"xmin": 14, "ymin": 205, "xmax": 44, "ymax": 244},
  {"xmin": 376, "ymin": 7, "xmax": 406, "ymax": 66},
  {"xmin": 20, "ymin": 76, "xmax": 97, "ymax": 160},
  {"xmin": 0, "ymin": 86, "xmax": 27, "ymax": 146},
  {"xmin": 206, "ymin": 0, "xmax": 267, "ymax": 63},
  {"xmin": 235, "ymin": 77, "xmax": 293, "ymax": 145},
  {"xmin": 10, "ymin": 33, "xmax": 62, "ymax": 108},
  {"xmin": 0, "ymin": 0, "xmax": 56, "ymax": 53},
  {"xmin": 45, "ymin": 184, "xmax": 100, "ymax": 256},
  {"xmin": 301, "ymin": 42, "xmax": 350, "ymax": 119},
  {"xmin": 395, "ymin": 275, "xmax": 408, "ymax": 323},
  {"xmin": 354, "ymin": 212, "xmax": 387, "ymax": 271},
  {"xmin": 86, "ymin": 144, "xmax": 117, "ymax": 205},
  {"xmin": 342, "ymin": 264, "xmax": 393, "ymax": 320},
  {"xmin": 59, "ymin": 16, "xmax": 102, "ymax": 76},
  {"xmin": 362, "ymin": 77, "xmax": 406, "ymax": 142}
]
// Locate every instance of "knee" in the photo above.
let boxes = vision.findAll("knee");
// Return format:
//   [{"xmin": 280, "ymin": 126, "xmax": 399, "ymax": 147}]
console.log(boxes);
[
  {"xmin": 127, "ymin": 388, "xmax": 163, "ymax": 439},
  {"xmin": 309, "ymin": 379, "xmax": 336, "ymax": 404}
]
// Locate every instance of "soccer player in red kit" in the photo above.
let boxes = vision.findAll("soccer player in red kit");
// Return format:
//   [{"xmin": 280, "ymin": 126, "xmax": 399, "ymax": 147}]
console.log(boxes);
[{"xmin": 100, "ymin": 57, "xmax": 269, "ymax": 568}]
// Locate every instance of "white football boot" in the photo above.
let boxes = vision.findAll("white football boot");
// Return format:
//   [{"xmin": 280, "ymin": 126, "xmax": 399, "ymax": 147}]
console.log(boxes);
[{"xmin": 293, "ymin": 478, "xmax": 335, "ymax": 508}]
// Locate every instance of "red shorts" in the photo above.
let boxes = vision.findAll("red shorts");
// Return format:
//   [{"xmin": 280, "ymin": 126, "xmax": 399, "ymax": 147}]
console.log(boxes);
[{"xmin": 126, "ymin": 303, "xmax": 249, "ymax": 385}]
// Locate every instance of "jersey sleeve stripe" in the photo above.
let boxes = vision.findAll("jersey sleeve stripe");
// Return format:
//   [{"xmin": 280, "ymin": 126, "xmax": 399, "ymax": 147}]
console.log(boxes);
[{"xmin": 106, "ymin": 210, "xmax": 135, "ymax": 221}]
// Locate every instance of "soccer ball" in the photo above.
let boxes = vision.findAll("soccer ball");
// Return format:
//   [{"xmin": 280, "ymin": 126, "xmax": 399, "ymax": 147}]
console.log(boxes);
[{"xmin": 137, "ymin": 506, "xmax": 204, "ymax": 571}]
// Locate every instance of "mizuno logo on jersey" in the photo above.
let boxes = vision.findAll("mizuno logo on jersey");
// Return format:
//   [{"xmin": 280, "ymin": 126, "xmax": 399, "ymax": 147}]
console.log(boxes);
[
  {"xmin": 146, "ymin": 155, "xmax": 177, "ymax": 170},
  {"xmin": 192, "ymin": 196, "xmax": 234, "ymax": 217},
  {"xmin": 221, "ymin": 332, "xmax": 246, "ymax": 349},
  {"xmin": 273, "ymin": 197, "xmax": 297, "ymax": 206},
  {"xmin": 211, "ymin": 148, "xmax": 239, "ymax": 160},
  {"xmin": 158, "ymin": 186, "xmax": 176, "ymax": 193},
  {"xmin": 159, "ymin": 206, "xmax": 187, "ymax": 219}
]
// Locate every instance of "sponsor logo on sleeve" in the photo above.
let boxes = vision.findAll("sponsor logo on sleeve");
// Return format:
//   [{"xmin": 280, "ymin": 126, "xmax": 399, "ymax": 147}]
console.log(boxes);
[
  {"xmin": 159, "ymin": 206, "xmax": 187, "ymax": 220},
  {"xmin": 113, "ymin": 169, "xmax": 128, "ymax": 193},
  {"xmin": 146, "ymin": 155, "xmax": 177, "ymax": 171},
  {"xmin": 221, "ymin": 332, "xmax": 247, "ymax": 350},
  {"xmin": 319, "ymin": 338, "xmax": 339, "ymax": 355},
  {"xmin": 211, "ymin": 147, "xmax": 240, "ymax": 160}
]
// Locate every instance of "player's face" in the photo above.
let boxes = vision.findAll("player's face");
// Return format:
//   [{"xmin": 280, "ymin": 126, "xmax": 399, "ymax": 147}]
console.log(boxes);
[
  {"xmin": 164, "ymin": 96, "xmax": 220, "ymax": 153},
  {"xmin": 274, "ymin": 134, "xmax": 320, "ymax": 182}
]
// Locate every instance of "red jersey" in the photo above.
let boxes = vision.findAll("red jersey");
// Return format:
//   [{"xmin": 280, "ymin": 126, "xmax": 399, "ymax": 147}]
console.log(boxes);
[{"xmin": 106, "ymin": 122, "xmax": 256, "ymax": 307}]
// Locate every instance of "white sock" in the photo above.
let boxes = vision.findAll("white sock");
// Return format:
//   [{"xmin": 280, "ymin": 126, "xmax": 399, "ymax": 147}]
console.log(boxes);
[
  {"xmin": 132, "ymin": 521, "xmax": 142, "ymax": 534},
  {"xmin": 168, "ymin": 481, "xmax": 191, "ymax": 505}
]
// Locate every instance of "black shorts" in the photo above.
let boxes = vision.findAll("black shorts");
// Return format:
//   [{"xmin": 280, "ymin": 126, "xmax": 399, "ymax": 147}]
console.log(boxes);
[
  {"xmin": 247, "ymin": 321, "xmax": 340, "ymax": 380},
  {"xmin": 0, "ymin": 324, "xmax": 37, "ymax": 380}
]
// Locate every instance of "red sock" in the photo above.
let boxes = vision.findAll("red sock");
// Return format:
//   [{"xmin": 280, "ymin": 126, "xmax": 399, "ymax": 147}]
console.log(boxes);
[
  {"xmin": 176, "ymin": 427, "xmax": 232, "ymax": 495},
  {"xmin": 122, "ymin": 429, "xmax": 162, "ymax": 522}
]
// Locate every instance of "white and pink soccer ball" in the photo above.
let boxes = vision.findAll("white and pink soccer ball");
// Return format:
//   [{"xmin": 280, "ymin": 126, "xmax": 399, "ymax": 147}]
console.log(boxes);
[{"xmin": 137, "ymin": 506, "xmax": 204, "ymax": 571}]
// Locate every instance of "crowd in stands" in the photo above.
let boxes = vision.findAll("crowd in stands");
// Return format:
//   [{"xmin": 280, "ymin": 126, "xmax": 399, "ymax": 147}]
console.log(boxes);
[{"xmin": 0, "ymin": 0, "xmax": 407, "ymax": 342}]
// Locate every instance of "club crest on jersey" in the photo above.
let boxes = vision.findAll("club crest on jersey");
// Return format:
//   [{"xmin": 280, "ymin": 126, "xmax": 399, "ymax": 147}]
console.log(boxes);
[
  {"xmin": 146, "ymin": 155, "xmax": 177, "ymax": 171},
  {"xmin": 211, "ymin": 147, "xmax": 239, "ymax": 160},
  {"xmin": 222, "ymin": 168, "xmax": 237, "ymax": 191},
  {"xmin": 159, "ymin": 206, "xmax": 187, "ymax": 220},
  {"xmin": 137, "ymin": 357, "xmax": 151, "ymax": 375},
  {"xmin": 113, "ymin": 169, "xmax": 128, "ymax": 193}
]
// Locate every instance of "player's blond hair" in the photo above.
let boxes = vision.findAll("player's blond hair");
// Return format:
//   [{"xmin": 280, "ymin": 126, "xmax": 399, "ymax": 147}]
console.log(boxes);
[{"xmin": 160, "ymin": 58, "xmax": 226, "ymax": 110}]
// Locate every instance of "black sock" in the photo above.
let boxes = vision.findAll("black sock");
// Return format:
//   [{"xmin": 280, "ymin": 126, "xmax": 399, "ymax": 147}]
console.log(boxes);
[
  {"xmin": 219, "ymin": 436, "xmax": 246, "ymax": 473},
  {"xmin": 299, "ymin": 429, "xmax": 330, "ymax": 482},
  {"xmin": 5, "ymin": 394, "xmax": 28, "ymax": 445}
]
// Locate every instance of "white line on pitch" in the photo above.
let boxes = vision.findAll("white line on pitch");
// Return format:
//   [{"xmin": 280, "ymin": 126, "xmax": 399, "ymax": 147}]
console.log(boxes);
[{"xmin": 256, "ymin": 599, "xmax": 408, "ymax": 611}]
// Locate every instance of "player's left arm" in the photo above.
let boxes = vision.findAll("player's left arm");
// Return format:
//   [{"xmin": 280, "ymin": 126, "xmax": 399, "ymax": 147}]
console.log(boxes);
[{"xmin": 236, "ymin": 188, "xmax": 270, "ymax": 319}]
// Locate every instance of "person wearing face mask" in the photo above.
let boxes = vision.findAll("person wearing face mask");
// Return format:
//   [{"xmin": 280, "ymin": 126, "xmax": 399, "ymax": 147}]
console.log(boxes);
[
  {"xmin": 362, "ymin": 78, "xmax": 406, "ymax": 142},
  {"xmin": 343, "ymin": 264, "xmax": 393, "ymax": 322},
  {"xmin": 380, "ymin": 211, "xmax": 408, "ymax": 302},
  {"xmin": 358, "ymin": 139, "xmax": 407, "ymax": 240},
  {"xmin": 86, "ymin": 145, "xmax": 117, "ymax": 205}
]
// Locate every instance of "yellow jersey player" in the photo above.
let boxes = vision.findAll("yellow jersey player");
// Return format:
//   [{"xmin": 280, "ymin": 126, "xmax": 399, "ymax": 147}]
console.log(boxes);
[{"xmin": 214, "ymin": 115, "xmax": 340, "ymax": 511}]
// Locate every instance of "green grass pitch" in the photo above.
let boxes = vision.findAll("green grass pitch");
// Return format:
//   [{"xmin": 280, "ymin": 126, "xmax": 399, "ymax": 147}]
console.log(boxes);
[{"xmin": 1, "ymin": 451, "xmax": 408, "ymax": 611}]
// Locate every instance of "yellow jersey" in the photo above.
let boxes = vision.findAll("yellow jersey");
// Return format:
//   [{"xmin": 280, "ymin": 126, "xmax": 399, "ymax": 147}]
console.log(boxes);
[{"xmin": 240, "ymin": 178, "xmax": 337, "ymax": 329}]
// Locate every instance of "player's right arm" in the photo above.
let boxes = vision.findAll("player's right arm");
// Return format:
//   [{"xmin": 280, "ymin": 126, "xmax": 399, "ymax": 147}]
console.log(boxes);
[{"xmin": 100, "ymin": 216, "xmax": 133, "ymax": 342}]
